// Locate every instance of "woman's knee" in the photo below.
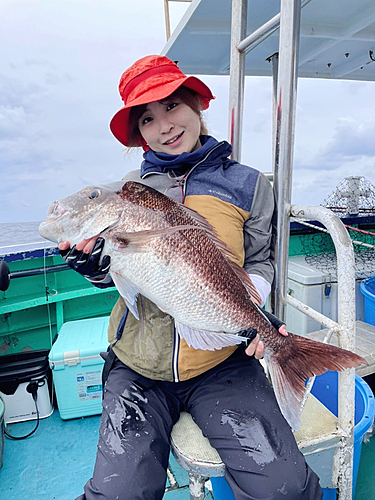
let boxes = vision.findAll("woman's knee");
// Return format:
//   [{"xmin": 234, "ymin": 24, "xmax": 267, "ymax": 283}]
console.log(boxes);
[
  {"xmin": 225, "ymin": 456, "xmax": 322, "ymax": 499},
  {"xmin": 265, "ymin": 457, "xmax": 322, "ymax": 499}
]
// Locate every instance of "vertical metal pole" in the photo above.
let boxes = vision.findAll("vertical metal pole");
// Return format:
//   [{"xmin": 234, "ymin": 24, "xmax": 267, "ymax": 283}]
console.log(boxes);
[
  {"xmin": 268, "ymin": 52, "xmax": 279, "ymax": 313},
  {"xmin": 273, "ymin": 0, "xmax": 301, "ymax": 321},
  {"xmin": 228, "ymin": 0, "xmax": 247, "ymax": 162},
  {"xmin": 270, "ymin": 53, "xmax": 279, "ymax": 172},
  {"xmin": 290, "ymin": 205, "xmax": 356, "ymax": 500},
  {"xmin": 188, "ymin": 473, "xmax": 206, "ymax": 500},
  {"xmin": 164, "ymin": 0, "xmax": 171, "ymax": 40},
  {"xmin": 337, "ymin": 243, "xmax": 356, "ymax": 499},
  {"xmin": 55, "ymin": 301, "xmax": 64, "ymax": 337}
]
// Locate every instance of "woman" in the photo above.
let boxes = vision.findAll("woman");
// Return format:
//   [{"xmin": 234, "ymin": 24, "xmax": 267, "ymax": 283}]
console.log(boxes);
[{"xmin": 61, "ymin": 55, "xmax": 322, "ymax": 499}]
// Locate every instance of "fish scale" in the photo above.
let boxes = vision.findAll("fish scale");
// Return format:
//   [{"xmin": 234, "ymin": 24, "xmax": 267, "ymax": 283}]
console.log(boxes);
[{"xmin": 39, "ymin": 180, "xmax": 367, "ymax": 430}]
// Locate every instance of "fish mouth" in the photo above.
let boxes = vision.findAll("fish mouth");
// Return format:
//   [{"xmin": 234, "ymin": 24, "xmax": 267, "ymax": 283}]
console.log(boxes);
[
  {"xmin": 45, "ymin": 202, "xmax": 69, "ymax": 222},
  {"xmin": 163, "ymin": 132, "xmax": 184, "ymax": 145}
]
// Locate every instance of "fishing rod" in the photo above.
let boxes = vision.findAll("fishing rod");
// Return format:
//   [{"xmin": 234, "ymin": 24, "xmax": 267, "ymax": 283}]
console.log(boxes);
[{"xmin": 0, "ymin": 261, "xmax": 69, "ymax": 292}]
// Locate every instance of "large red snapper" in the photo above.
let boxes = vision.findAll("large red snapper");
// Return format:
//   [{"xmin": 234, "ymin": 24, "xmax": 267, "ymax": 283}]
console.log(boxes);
[{"xmin": 39, "ymin": 181, "xmax": 366, "ymax": 430}]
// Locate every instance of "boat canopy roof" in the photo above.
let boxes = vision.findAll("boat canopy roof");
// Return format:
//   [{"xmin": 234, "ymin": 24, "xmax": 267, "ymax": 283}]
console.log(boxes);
[{"xmin": 162, "ymin": 0, "xmax": 375, "ymax": 81}]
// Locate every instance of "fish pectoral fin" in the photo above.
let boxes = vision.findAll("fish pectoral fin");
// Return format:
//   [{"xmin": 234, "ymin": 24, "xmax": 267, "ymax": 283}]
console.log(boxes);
[
  {"xmin": 175, "ymin": 321, "xmax": 246, "ymax": 351},
  {"xmin": 110, "ymin": 272, "xmax": 140, "ymax": 320},
  {"xmin": 112, "ymin": 225, "xmax": 199, "ymax": 252}
]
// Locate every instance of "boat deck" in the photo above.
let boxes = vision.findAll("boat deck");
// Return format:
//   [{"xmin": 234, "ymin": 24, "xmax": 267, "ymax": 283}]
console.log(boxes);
[
  {"xmin": 1, "ymin": 409, "xmax": 213, "ymax": 500},
  {"xmin": 1, "ymin": 405, "xmax": 374, "ymax": 499},
  {"xmin": 306, "ymin": 321, "xmax": 375, "ymax": 379}
]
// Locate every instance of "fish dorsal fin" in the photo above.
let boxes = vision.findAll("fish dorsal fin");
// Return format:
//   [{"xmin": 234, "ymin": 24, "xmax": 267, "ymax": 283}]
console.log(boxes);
[
  {"xmin": 178, "ymin": 204, "xmax": 235, "ymax": 259},
  {"xmin": 226, "ymin": 260, "xmax": 261, "ymax": 305},
  {"xmin": 178, "ymin": 205, "xmax": 260, "ymax": 305},
  {"xmin": 117, "ymin": 182, "xmax": 235, "ymax": 259},
  {"xmin": 110, "ymin": 271, "xmax": 140, "ymax": 320},
  {"xmin": 175, "ymin": 321, "xmax": 246, "ymax": 351},
  {"xmin": 111, "ymin": 206, "xmax": 232, "ymax": 259}
]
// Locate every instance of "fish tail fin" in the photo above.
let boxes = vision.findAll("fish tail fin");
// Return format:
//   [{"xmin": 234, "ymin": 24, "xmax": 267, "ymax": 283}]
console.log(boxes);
[{"xmin": 266, "ymin": 335, "xmax": 367, "ymax": 430}]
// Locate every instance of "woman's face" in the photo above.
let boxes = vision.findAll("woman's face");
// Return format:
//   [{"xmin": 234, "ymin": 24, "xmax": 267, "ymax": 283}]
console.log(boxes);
[{"xmin": 137, "ymin": 97, "xmax": 202, "ymax": 155}]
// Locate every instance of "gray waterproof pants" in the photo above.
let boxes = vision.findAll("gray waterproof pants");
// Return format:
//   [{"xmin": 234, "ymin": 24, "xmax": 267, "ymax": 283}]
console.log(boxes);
[{"xmin": 76, "ymin": 349, "xmax": 322, "ymax": 500}]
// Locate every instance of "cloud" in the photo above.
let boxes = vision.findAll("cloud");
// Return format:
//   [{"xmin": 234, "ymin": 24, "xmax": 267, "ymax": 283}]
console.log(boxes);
[
  {"xmin": 292, "ymin": 155, "xmax": 375, "ymax": 207},
  {"xmin": 25, "ymin": 58, "xmax": 56, "ymax": 68},
  {"xmin": 320, "ymin": 117, "xmax": 375, "ymax": 160},
  {"xmin": 293, "ymin": 117, "xmax": 375, "ymax": 194},
  {"xmin": 1, "ymin": 0, "xmax": 375, "ymax": 224},
  {"xmin": 279, "ymin": 83, "xmax": 375, "ymax": 207},
  {"xmin": 45, "ymin": 72, "xmax": 75, "ymax": 86},
  {"xmin": 291, "ymin": 85, "xmax": 375, "ymax": 208},
  {"xmin": 0, "ymin": 73, "xmax": 47, "ymax": 110},
  {"xmin": 0, "ymin": 105, "xmax": 27, "ymax": 137}
]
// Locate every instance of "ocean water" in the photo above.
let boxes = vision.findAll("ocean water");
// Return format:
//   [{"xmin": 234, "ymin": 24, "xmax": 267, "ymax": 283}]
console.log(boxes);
[{"xmin": 0, "ymin": 221, "xmax": 54, "ymax": 255}]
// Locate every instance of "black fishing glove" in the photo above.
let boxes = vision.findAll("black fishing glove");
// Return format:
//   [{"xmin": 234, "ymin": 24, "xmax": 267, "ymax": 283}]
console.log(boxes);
[
  {"xmin": 59, "ymin": 237, "xmax": 111, "ymax": 279},
  {"xmin": 237, "ymin": 308, "xmax": 285, "ymax": 350},
  {"xmin": 262, "ymin": 309, "xmax": 285, "ymax": 331}
]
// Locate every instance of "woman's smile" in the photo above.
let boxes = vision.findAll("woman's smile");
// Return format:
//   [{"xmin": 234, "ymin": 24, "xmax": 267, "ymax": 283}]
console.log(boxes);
[{"xmin": 163, "ymin": 131, "xmax": 184, "ymax": 146}]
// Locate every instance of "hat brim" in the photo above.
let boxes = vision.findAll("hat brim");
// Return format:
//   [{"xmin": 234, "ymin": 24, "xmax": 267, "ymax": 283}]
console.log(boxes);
[{"xmin": 109, "ymin": 76, "xmax": 214, "ymax": 147}]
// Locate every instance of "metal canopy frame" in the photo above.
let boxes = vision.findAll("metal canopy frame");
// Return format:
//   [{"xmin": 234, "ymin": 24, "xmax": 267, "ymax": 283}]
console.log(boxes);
[
  {"xmin": 163, "ymin": 0, "xmax": 375, "ymax": 81},
  {"xmin": 164, "ymin": 0, "xmax": 193, "ymax": 41}
]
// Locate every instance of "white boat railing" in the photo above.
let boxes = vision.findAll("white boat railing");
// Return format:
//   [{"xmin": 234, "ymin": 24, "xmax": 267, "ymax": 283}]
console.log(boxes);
[
  {"xmin": 228, "ymin": 1, "xmax": 357, "ymax": 498},
  {"xmin": 290, "ymin": 204, "xmax": 356, "ymax": 498}
]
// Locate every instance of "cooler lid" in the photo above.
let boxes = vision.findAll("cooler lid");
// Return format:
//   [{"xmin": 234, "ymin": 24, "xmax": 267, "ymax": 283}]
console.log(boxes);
[
  {"xmin": 49, "ymin": 316, "xmax": 110, "ymax": 363},
  {"xmin": 288, "ymin": 255, "xmax": 336, "ymax": 285},
  {"xmin": 0, "ymin": 350, "xmax": 50, "ymax": 383}
]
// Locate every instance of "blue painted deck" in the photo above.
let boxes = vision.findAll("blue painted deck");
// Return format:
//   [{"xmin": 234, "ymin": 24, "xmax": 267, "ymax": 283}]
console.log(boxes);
[
  {"xmin": 1, "ymin": 407, "xmax": 374, "ymax": 499},
  {"xmin": 0, "ymin": 410, "xmax": 212, "ymax": 500}
]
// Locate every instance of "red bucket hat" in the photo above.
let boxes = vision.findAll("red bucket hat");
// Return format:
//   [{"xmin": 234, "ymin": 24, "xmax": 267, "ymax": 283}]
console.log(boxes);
[{"xmin": 109, "ymin": 55, "xmax": 215, "ymax": 149}]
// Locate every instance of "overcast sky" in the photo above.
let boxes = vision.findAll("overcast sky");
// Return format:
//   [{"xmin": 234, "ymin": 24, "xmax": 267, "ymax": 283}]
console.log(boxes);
[{"xmin": 2, "ymin": 0, "xmax": 375, "ymax": 223}]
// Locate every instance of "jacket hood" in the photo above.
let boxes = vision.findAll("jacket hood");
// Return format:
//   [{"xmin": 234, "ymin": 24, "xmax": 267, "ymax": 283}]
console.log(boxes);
[{"xmin": 140, "ymin": 135, "xmax": 233, "ymax": 177}]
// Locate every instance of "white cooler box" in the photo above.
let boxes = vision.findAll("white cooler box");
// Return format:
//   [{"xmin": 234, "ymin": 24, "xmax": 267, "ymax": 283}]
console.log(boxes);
[
  {"xmin": 49, "ymin": 316, "xmax": 109, "ymax": 420},
  {"xmin": 286, "ymin": 255, "xmax": 367, "ymax": 335}
]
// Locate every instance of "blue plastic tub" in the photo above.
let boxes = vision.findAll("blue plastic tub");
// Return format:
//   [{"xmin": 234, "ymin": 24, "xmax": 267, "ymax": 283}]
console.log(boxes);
[
  {"xmin": 211, "ymin": 372, "xmax": 374, "ymax": 499},
  {"xmin": 360, "ymin": 276, "xmax": 375, "ymax": 326},
  {"xmin": 0, "ymin": 396, "xmax": 4, "ymax": 470}
]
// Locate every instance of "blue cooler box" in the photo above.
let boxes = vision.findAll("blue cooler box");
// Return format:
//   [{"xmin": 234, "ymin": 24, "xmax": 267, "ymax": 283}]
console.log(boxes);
[{"xmin": 49, "ymin": 317, "xmax": 109, "ymax": 420}]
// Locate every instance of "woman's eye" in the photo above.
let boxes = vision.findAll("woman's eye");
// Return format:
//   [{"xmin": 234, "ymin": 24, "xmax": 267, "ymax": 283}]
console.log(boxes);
[
  {"xmin": 89, "ymin": 189, "xmax": 101, "ymax": 199},
  {"xmin": 167, "ymin": 102, "xmax": 178, "ymax": 111},
  {"xmin": 141, "ymin": 116, "xmax": 152, "ymax": 126}
]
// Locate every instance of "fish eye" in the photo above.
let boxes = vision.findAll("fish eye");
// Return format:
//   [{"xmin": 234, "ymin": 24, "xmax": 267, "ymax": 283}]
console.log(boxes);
[{"xmin": 89, "ymin": 189, "xmax": 101, "ymax": 199}]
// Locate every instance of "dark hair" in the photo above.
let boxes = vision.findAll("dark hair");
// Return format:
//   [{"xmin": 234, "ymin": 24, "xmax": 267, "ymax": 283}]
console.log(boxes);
[{"xmin": 127, "ymin": 86, "xmax": 208, "ymax": 147}]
